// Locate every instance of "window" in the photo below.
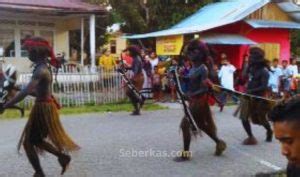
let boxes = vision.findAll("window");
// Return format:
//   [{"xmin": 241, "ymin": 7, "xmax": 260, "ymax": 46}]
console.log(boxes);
[
  {"xmin": 40, "ymin": 30, "xmax": 54, "ymax": 47},
  {"xmin": 0, "ymin": 29, "xmax": 15, "ymax": 57},
  {"xmin": 20, "ymin": 30, "xmax": 34, "ymax": 57},
  {"xmin": 110, "ymin": 40, "xmax": 116, "ymax": 54}
]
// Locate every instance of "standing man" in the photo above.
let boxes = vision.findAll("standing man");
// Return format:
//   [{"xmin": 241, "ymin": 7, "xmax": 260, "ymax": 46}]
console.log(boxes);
[
  {"xmin": 141, "ymin": 50, "xmax": 152, "ymax": 92},
  {"xmin": 269, "ymin": 58, "xmax": 283, "ymax": 98},
  {"xmin": 289, "ymin": 58, "xmax": 299, "ymax": 95},
  {"xmin": 269, "ymin": 96, "xmax": 300, "ymax": 177},
  {"xmin": 238, "ymin": 47, "xmax": 273, "ymax": 145},
  {"xmin": 218, "ymin": 54, "xmax": 236, "ymax": 109},
  {"xmin": 124, "ymin": 45, "xmax": 144, "ymax": 115},
  {"xmin": 174, "ymin": 39, "xmax": 226, "ymax": 162},
  {"xmin": 281, "ymin": 60, "xmax": 293, "ymax": 99},
  {"xmin": 3, "ymin": 37, "xmax": 79, "ymax": 177},
  {"xmin": 289, "ymin": 58, "xmax": 299, "ymax": 77}
]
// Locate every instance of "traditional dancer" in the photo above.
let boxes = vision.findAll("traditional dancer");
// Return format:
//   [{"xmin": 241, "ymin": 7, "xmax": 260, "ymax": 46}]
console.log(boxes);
[
  {"xmin": 123, "ymin": 45, "xmax": 144, "ymax": 115},
  {"xmin": 174, "ymin": 39, "xmax": 226, "ymax": 162},
  {"xmin": 237, "ymin": 47, "xmax": 274, "ymax": 145},
  {"xmin": 3, "ymin": 37, "xmax": 79, "ymax": 177}
]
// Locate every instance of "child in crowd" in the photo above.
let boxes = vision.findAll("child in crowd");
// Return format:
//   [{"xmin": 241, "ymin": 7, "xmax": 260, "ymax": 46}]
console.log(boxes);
[
  {"xmin": 152, "ymin": 66, "xmax": 162, "ymax": 102},
  {"xmin": 168, "ymin": 59, "xmax": 178, "ymax": 102}
]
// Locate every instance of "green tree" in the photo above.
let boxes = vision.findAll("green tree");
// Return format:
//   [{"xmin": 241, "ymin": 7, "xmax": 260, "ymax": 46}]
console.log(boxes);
[
  {"xmin": 85, "ymin": 0, "xmax": 215, "ymax": 34},
  {"xmin": 291, "ymin": 30, "xmax": 300, "ymax": 57},
  {"xmin": 109, "ymin": 0, "xmax": 214, "ymax": 34}
]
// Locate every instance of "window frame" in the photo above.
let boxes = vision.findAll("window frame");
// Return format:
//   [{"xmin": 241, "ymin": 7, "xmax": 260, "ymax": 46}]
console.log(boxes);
[{"xmin": 0, "ymin": 18, "xmax": 56, "ymax": 59}]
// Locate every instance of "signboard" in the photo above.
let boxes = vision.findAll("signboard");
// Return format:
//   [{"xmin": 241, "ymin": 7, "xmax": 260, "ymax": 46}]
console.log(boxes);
[{"xmin": 156, "ymin": 35, "xmax": 183, "ymax": 55}]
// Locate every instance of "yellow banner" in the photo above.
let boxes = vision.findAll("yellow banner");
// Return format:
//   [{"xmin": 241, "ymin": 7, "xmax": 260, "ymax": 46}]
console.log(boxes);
[{"xmin": 156, "ymin": 35, "xmax": 183, "ymax": 55}]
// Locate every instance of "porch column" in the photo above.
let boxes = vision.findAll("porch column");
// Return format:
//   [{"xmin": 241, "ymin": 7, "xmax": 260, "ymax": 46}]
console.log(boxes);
[
  {"xmin": 81, "ymin": 17, "xmax": 85, "ymax": 66},
  {"xmin": 89, "ymin": 14, "xmax": 96, "ymax": 71},
  {"xmin": 15, "ymin": 28, "xmax": 21, "ymax": 58}
]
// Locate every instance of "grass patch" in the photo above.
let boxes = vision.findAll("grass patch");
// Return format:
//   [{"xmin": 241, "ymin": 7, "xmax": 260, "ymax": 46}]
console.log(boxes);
[
  {"xmin": 256, "ymin": 171, "xmax": 286, "ymax": 177},
  {"xmin": 0, "ymin": 102, "xmax": 167, "ymax": 120}
]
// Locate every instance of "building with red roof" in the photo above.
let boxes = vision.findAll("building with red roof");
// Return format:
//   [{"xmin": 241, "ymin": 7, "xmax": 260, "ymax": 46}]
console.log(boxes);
[{"xmin": 0, "ymin": 0, "xmax": 106, "ymax": 72}]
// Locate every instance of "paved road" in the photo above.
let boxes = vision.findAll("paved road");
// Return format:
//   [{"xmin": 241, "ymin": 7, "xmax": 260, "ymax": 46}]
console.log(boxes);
[{"xmin": 0, "ymin": 105, "xmax": 287, "ymax": 177}]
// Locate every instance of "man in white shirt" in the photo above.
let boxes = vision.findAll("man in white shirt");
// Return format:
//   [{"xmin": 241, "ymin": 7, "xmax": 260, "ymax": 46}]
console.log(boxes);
[
  {"xmin": 289, "ymin": 58, "xmax": 299, "ymax": 77},
  {"xmin": 149, "ymin": 51, "xmax": 159, "ymax": 72},
  {"xmin": 268, "ymin": 58, "xmax": 282, "ymax": 98},
  {"xmin": 218, "ymin": 54, "xmax": 236, "ymax": 110}
]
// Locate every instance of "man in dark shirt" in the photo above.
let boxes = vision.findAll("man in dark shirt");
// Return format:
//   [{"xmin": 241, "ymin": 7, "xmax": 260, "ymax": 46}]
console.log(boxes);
[
  {"xmin": 238, "ymin": 47, "xmax": 274, "ymax": 145},
  {"xmin": 269, "ymin": 96, "xmax": 300, "ymax": 177}
]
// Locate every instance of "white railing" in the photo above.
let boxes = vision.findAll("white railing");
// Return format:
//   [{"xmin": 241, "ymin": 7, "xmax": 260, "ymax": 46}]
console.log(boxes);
[{"xmin": 17, "ymin": 66, "xmax": 126, "ymax": 108}]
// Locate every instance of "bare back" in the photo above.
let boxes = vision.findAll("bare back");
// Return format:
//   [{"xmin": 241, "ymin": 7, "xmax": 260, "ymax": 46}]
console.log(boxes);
[{"xmin": 31, "ymin": 63, "xmax": 52, "ymax": 99}]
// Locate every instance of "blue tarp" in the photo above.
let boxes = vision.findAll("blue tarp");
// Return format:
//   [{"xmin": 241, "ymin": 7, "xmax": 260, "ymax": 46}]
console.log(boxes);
[
  {"xmin": 124, "ymin": 0, "xmax": 270, "ymax": 39},
  {"xmin": 245, "ymin": 19, "xmax": 300, "ymax": 29},
  {"xmin": 201, "ymin": 34, "xmax": 257, "ymax": 45}
]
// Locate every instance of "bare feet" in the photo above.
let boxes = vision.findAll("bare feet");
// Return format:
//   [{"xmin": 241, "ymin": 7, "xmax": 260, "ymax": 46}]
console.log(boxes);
[
  {"xmin": 33, "ymin": 171, "xmax": 45, "ymax": 177},
  {"xmin": 173, "ymin": 151, "xmax": 191, "ymax": 162},
  {"xmin": 58, "ymin": 154, "xmax": 71, "ymax": 175},
  {"xmin": 219, "ymin": 104, "xmax": 224, "ymax": 112},
  {"xmin": 21, "ymin": 108, "xmax": 25, "ymax": 117},
  {"xmin": 215, "ymin": 140, "xmax": 227, "ymax": 156},
  {"xmin": 242, "ymin": 136, "xmax": 258, "ymax": 145},
  {"xmin": 140, "ymin": 97, "xmax": 145, "ymax": 108},
  {"xmin": 130, "ymin": 111, "xmax": 141, "ymax": 116}
]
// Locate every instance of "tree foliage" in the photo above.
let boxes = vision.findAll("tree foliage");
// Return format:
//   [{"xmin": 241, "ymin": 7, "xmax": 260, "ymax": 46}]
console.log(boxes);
[
  {"xmin": 85, "ymin": 0, "xmax": 216, "ymax": 34},
  {"xmin": 83, "ymin": 0, "xmax": 300, "ymax": 58},
  {"xmin": 291, "ymin": 30, "xmax": 300, "ymax": 57},
  {"xmin": 111, "ymin": 0, "xmax": 215, "ymax": 34}
]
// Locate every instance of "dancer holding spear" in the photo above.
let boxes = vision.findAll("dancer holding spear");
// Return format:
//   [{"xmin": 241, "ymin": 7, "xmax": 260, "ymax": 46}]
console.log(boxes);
[
  {"xmin": 2, "ymin": 37, "xmax": 79, "ymax": 177},
  {"xmin": 173, "ymin": 39, "xmax": 227, "ymax": 162}
]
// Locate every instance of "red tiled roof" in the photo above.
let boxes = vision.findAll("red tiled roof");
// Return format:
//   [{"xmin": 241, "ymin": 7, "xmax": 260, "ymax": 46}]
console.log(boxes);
[{"xmin": 0, "ymin": 0, "xmax": 105, "ymax": 13}]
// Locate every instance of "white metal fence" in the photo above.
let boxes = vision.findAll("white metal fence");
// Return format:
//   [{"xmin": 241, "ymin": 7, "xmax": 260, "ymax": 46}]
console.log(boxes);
[{"xmin": 17, "ymin": 65, "xmax": 126, "ymax": 108}]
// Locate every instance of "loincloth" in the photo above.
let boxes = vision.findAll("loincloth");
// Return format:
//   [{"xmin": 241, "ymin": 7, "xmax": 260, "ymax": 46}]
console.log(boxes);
[
  {"xmin": 185, "ymin": 94, "xmax": 216, "ymax": 133},
  {"xmin": 238, "ymin": 97, "xmax": 275, "ymax": 125},
  {"xmin": 18, "ymin": 97, "xmax": 79, "ymax": 153},
  {"xmin": 126, "ymin": 73, "xmax": 144, "ymax": 99}
]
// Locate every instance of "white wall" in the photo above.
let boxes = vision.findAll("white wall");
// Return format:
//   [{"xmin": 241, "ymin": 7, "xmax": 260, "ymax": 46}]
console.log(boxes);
[
  {"xmin": 0, "ymin": 17, "xmax": 56, "ymax": 72},
  {"xmin": 0, "ymin": 15, "xmax": 83, "ymax": 73}
]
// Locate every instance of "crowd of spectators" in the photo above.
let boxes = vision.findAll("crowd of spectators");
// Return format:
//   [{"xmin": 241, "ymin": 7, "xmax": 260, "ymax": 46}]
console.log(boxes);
[{"xmin": 96, "ymin": 47, "xmax": 300, "ymax": 103}]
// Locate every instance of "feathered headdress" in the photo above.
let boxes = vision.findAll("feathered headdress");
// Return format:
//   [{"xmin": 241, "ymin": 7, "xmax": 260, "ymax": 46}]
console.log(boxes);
[{"xmin": 23, "ymin": 38, "xmax": 59, "ymax": 67}]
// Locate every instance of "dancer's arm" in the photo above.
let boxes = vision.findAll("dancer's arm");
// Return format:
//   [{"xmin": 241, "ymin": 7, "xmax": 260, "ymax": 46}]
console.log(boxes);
[{"xmin": 3, "ymin": 69, "xmax": 42, "ymax": 108}]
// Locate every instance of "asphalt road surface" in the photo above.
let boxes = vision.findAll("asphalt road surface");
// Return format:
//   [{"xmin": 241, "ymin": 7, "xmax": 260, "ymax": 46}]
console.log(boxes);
[{"xmin": 0, "ymin": 104, "xmax": 287, "ymax": 177}]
